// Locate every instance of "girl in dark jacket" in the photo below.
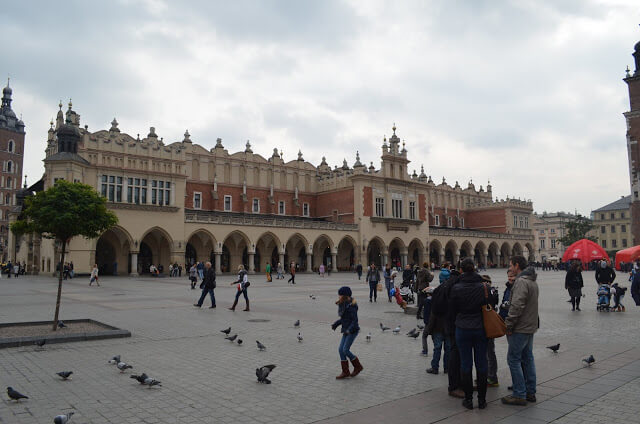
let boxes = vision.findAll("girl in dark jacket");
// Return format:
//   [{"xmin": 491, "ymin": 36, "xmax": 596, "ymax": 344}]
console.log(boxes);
[
  {"xmin": 448, "ymin": 258, "xmax": 488, "ymax": 410},
  {"xmin": 565, "ymin": 261, "xmax": 584, "ymax": 311},
  {"xmin": 331, "ymin": 286, "xmax": 363, "ymax": 379}
]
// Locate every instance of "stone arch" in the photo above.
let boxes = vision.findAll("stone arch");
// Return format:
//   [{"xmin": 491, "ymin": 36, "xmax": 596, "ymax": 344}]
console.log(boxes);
[
  {"xmin": 312, "ymin": 234, "xmax": 334, "ymax": 271},
  {"xmin": 474, "ymin": 241, "xmax": 487, "ymax": 267},
  {"xmin": 185, "ymin": 229, "xmax": 216, "ymax": 267},
  {"xmin": 500, "ymin": 242, "xmax": 512, "ymax": 267},
  {"xmin": 408, "ymin": 238, "xmax": 425, "ymax": 267},
  {"xmin": 512, "ymin": 242, "xmax": 523, "ymax": 257},
  {"xmin": 429, "ymin": 239, "xmax": 443, "ymax": 266},
  {"xmin": 367, "ymin": 236, "xmax": 385, "ymax": 268},
  {"xmin": 95, "ymin": 226, "xmax": 133, "ymax": 275},
  {"xmin": 460, "ymin": 240, "xmax": 474, "ymax": 260},
  {"xmin": 445, "ymin": 239, "xmax": 459, "ymax": 265},
  {"xmin": 525, "ymin": 242, "xmax": 535, "ymax": 262},
  {"xmin": 488, "ymin": 242, "xmax": 500, "ymax": 268},
  {"xmin": 255, "ymin": 231, "xmax": 281, "ymax": 273},
  {"xmin": 285, "ymin": 233, "xmax": 308, "ymax": 271},
  {"xmin": 139, "ymin": 227, "xmax": 174, "ymax": 274},
  {"xmin": 337, "ymin": 235, "xmax": 357, "ymax": 271},
  {"xmin": 388, "ymin": 238, "xmax": 406, "ymax": 268},
  {"xmin": 222, "ymin": 230, "xmax": 251, "ymax": 273}
]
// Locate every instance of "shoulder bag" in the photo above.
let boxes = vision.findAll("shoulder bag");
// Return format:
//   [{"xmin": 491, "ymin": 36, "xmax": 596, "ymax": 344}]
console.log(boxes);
[{"xmin": 482, "ymin": 283, "xmax": 506, "ymax": 339}]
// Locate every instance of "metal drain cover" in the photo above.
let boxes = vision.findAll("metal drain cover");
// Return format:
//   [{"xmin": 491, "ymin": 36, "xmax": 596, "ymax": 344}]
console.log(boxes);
[{"xmin": 247, "ymin": 319, "xmax": 271, "ymax": 322}]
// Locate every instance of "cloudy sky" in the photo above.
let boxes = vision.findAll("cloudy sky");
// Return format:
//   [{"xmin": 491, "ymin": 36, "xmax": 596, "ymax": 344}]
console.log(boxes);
[{"xmin": 2, "ymin": 0, "xmax": 639, "ymax": 215}]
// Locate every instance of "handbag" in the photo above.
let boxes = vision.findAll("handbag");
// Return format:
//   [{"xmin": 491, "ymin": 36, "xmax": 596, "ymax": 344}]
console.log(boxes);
[
  {"xmin": 377, "ymin": 282, "xmax": 382, "ymax": 291},
  {"xmin": 482, "ymin": 283, "xmax": 506, "ymax": 339},
  {"xmin": 199, "ymin": 281, "xmax": 205, "ymax": 289}
]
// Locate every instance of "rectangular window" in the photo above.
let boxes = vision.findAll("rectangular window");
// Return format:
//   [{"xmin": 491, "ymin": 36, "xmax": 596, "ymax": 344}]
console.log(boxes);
[
  {"xmin": 600, "ymin": 214, "xmax": 605, "ymax": 220},
  {"xmin": 550, "ymin": 228, "xmax": 555, "ymax": 234},
  {"xmin": 513, "ymin": 215, "xmax": 518, "ymax": 227},
  {"xmin": 409, "ymin": 201, "xmax": 416, "ymax": 220},
  {"xmin": 610, "ymin": 213, "xmax": 615, "ymax": 219},
  {"xmin": 611, "ymin": 225, "xmax": 616, "ymax": 233},
  {"xmin": 278, "ymin": 200, "xmax": 285, "ymax": 215},
  {"xmin": 392, "ymin": 199, "xmax": 402, "ymax": 218},
  {"xmin": 540, "ymin": 239, "xmax": 545, "ymax": 249},
  {"xmin": 193, "ymin": 192, "xmax": 202, "ymax": 209},
  {"xmin": 303, "ymin": 202, "xmax": 309, "ymax": 217},
  {"xmin": 447, "ymin": 216, "xmax": 453, "ymax": 227},
  {"xmin": 101, "ymin": 175, "xmax": 123, "ymax": 202},
  {"xmin": 224, "ymin": 195, "xmax": 232, "ymax": 211},
  {"xmin": 435, "ymin": 215, "xmax": 440, "ymax": 226},
  {"xmin": 551, "ymin": 239, "xmax": 556, "ymax": 249},
  {"xmin": 612, "ymin": 239, "xmax": 617, "ymax": 248},
  {"xmin": 601, "ymin": 226, "xmax": 606, "ymax": 234},
  {"xmin": 540, "ymin": 229, "xmax": 545, "ymax": 235},
  {"xmin": 375, "ymin": 197, "xmax": 384, "ymax": 217},
  {"xmin": 621, "ymin": 224, "xmax": 626, "ymax": 233},
  {"xmin": 524, "ymin": 216, "xmax": 528, "ymax": 228},
  {"xmin": 621, "ymin": 212, "xmax": 626, "ymax": 219},
  {"xmin": 602, "ymin": 240, "xmax": 607, "ymax": 248},
  {"xmin": 252, "ymin": 198, "xmax": 260, "ymax": 213},
  {"xmin": 623, "ymin": 238, "xmax": 628, "ymax": 247},
  {"xmin": 519, "ymin": 216, "xmax": 524, "ymax": 228},
  {"xmin": 150, "ymin": 180, "xmax": 170, "ymax": 206}
]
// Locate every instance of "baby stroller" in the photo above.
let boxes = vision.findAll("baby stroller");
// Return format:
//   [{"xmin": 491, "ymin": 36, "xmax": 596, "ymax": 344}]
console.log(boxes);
[
  {"xmin": 399, "ymin": 282, "xmax": 415, "ymax": 304},
  {"xmin": 596, "ymin": 284, "xmax": 611, "ymax": 311}
]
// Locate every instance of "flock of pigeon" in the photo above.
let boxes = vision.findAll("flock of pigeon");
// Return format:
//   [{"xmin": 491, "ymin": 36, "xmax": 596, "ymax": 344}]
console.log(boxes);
[
  {"xmin": 545, "ymin": 343, "xmax": 596, "ymax": 366},
  {"xmin": 370, "ymin": 322, "xmax": 424, "ymax": 342}
]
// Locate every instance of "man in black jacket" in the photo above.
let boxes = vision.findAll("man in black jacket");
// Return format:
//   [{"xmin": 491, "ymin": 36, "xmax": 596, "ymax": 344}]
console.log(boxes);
[
  {"xmin": 595, "ymin": 260, "xmax": 616, "ymax": 285},
  {"xmin": 194, "ymin": 261, "xmax": 216, "ymax": 308}
]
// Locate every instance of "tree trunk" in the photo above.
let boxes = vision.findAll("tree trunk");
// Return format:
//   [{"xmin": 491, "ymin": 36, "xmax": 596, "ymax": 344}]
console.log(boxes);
[{"xmin": 52, "ymin": 239, "xmax": 66, "ymax": 331}]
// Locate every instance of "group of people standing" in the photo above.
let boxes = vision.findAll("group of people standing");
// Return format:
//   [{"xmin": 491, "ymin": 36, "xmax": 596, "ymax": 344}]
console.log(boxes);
[{"xmin": 3, "ymin": 261, "xmax": 26, "ymax": 278}]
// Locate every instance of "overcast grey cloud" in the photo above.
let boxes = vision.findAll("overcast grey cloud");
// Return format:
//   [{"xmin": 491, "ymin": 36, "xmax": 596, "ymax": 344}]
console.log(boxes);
[{"xmin": 2, "ymin": 0, "xmax": 639, "ymax": 215}]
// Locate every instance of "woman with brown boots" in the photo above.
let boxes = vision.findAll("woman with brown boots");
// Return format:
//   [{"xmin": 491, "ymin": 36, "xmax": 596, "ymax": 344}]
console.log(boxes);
[
  {"xmin": 228, "ymin": 265, "xmax": 250, "ymax": 311},
  {"xmin": 331, "ymin": 286, "xmax": 363, "ymax": 379}
]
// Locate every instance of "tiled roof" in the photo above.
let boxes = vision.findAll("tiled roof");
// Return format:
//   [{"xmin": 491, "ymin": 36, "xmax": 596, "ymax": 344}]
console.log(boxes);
[{"xmin": 593, "ymin": 195, "xmax": 631, "ymax": 212}]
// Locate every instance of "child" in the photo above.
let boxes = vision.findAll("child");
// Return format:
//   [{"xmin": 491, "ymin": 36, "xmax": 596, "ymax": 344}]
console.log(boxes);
[
  {"xmin": 331, "ymin": 286, "xmax": 363, "ymax": 379},
  {"xmin": 189, "ymin": 263, "xmax": 198, "ymax": 289},
  {"xmin": 611, "ymin": 283, "xmax": 627, "ymax": 312}
]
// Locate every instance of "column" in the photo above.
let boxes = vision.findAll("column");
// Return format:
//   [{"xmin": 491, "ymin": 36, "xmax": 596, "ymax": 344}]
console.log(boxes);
[
  {"xmin": 306, "ymin": 253, "xmax": 312, "ymax": 272},
  {"xmin": 279, "ymin": 252, "xmax": 285, "ymax": 268},
  {"xmin": 483, "ymin": 253, "xmax": 488, "ymax": 269},
  {"xmin": 496, "ymin": 253, "xmax": 501, "ymax": 267},
  {"xmin": 331, "ymin": 252, "xmax": 338, "ymax": 272},
  {"xmin": 454, "ymin": 250, "xmax": 460, "ymax": 266},
  {"xmin": 382, "ymin": 254, "xmax": 388, "ymax": 268},
  {"xmin": 439, "ymin": 250, "xmax": 445, "ymax": 265},
  {"xmin": 401, "ymin": 253, "xmax": 408, "ymax": 268},
  {"xmin": 130, "ymin": 252, "xmax": 139, "ymax": 276},
  {"xmin": 248, "ymin": 252, "xmax": 255, "ymax": 274},
  {"xmin": 214, "ymin": 252, "xmax": 221, "ymax": 273}
]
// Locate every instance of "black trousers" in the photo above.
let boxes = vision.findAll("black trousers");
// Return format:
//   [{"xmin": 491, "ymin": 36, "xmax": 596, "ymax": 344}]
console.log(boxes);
[
  {"xmin": 417, "ymin": 292, "xmax": 428, "ymax": 318},
  {"xmin": 447, "ymin": 333, "xmax": 461, "ymax": 392}
]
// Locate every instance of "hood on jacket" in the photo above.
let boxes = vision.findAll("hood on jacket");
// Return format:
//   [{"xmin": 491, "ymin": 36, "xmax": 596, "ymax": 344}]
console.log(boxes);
[
  {"xmin": 518, "ymin": 266, "xmax": 537, "ymax": 281},
  {"xmin": 459, "ymin": 272, "xmax": 484, "ymax": 284}
]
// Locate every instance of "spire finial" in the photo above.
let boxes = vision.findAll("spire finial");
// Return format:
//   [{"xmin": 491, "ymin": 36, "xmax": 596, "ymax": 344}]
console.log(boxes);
[
  {"xmin": 68, "ymin": 98, "xmax": 72, "ymax": 109},
  {"xmin": 626, "ymin": 65, "xmax": 632, "ymax": 78},
  {"xmin": 392, "ymin": 123, "xmax": 396, "ymax": 134},
  {"xmin": 23, "ymin": 175, "xmax": 27, "ymax": 188},
  {"xmin": 6, "ymin": 77, "xmax": 9, "ymax": 87},
  {"xmin": 49, "ymin": 119, "xmax": 54, "ymax": 129},
  {"xmin": 58, "ymin": 100, "xmax": 63, "ymax": 110}
]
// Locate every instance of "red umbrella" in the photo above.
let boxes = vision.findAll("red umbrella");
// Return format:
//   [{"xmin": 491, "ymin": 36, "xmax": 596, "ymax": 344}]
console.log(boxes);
[{"xmin": 561, "ymin": 239, "xmax": 609, "ymax": 264}]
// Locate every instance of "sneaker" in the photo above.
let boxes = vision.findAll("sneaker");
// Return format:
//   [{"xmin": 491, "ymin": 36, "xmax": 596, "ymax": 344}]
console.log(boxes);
[
  {"xmin": 501, "ymin": 395, "xmax": 527, "ymax": 406},
  {"xmin": 193, "ymin": 304, "xmax": 201, "ymax": 308},
  {"xmin": 487, "ymin": 378, "xmax": 499, "ymax": 387},
  {"xmin": 526, "ymin": 394, "xmax": 536, "ymax": 402},
  {"xmin": 421, "ymin": 350, "xmax": 428, "ymax": 356},
  {"xmin": 209, "ymin": 305, "xmax": 217, "ymax": 309},
  {"xmin": 426, "ymin": 368, "xmax": 439, "ymax": 374}
]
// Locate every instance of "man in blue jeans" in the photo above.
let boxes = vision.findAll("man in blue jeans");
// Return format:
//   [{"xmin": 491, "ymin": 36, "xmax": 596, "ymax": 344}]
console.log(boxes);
[
  {"xmin": 502, "ymin": 255, "xmax": 539, "ymax": 406},
  {"xmin": 193, "ymin": 261, "xmax": 216, "ymax": 308}
]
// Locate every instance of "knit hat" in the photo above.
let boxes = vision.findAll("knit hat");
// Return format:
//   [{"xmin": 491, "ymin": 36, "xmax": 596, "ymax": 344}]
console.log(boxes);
[
  {"xmin": 481, "ymin": 274, "xmax": 492, "ymax": 283},
  {"xmin": 338, "ymin": 286, "xmax": 352, "ymax": 297}
]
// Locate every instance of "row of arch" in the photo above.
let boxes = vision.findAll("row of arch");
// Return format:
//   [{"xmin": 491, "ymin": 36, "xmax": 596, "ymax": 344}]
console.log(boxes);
[{"xmin": 94, "ymin": 225, "xmax": 535, "ymax": 275}]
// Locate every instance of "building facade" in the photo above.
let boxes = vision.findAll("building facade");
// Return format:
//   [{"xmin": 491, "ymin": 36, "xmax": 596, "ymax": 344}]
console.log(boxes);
[
  {"xmin": 624, "ymin": 38, "xmax": 640, "ymax": 245},
  {"xmin": 589, "ymin": 196, "xmax": 632, "ymax": 256},
  {"xmin": 0, "ymin": 80, "xmax": 25, "ymax": 261},
  {"xmin": 11, "ymin": 105, "xmax": 535, "ymax": 275},
  {"xmin": 531, "ymin": 212, "xmax": 578, "ymax": 262}
]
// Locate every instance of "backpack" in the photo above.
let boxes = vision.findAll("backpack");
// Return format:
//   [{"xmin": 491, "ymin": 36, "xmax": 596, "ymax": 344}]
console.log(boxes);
[{"xmin": 430, "ymin": 283, "xmax": 448, "ymax": 317}]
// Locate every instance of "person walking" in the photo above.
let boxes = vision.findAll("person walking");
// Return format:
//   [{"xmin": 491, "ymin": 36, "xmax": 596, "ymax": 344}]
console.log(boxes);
[
  {"xmin": 565, "ymin": 261, "xmax": 584, "ymax": 311},
  {"xmin": 595, "ymin": 260, "xmax": 616, "ymax": 285},
  {"xmin": 288, "ymin": 262, "xmax": 296, "ymax": 284},
  {"xmin": 14, "ymin": 262, "xmax": 20, "ymax": 278},
  {"xmin": 384, "ymin": 264, "xmax": 393, "ymax": 302},
  {"xmin": 189, "ymin": 263, "xmax": 198, "ymax": 289},
  {"xmin": 331, "ymin": 286, "xmax": 363, "ymax": 379},
  {"xmin": 229, "ymin": 265, "xmax": 250, "ymax": 311},
  {"xmin": 193, "ymin": 261, "xmax": 216, "ymax": 308},
  {"xmin": 356, "ymin": 263, "xmax": 363, "ymax": 280},
  {"xmin": 266, "ymin": 262, "xmax": 272, "ymax": 282},
  {"xmin": 366, "ymin": 263, "xmax": 381, "ymax": 302},
  {"xmin": 449, "ymin": 258, "xmax": 489, "ymax": 410},
  {"xmin": 277, "ymin": 262, "xmax": 284, "ymax": 280},
  {"xmin": 197, "ymin": 261, "xmax": 204, "ymax": 281},
  {"xmin": 502, "ymin": 255, "xmax": 539, "ymax": 406},
  {"xmin": 89, "ymin": 264, "xmax": 99, "ymax": 286},
  {"xmin": 319, "ymin": 263, "xmax": 325, "ymax": 277}
]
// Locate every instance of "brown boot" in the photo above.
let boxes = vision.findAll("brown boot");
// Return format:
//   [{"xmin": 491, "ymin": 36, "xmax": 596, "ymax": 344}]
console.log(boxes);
[
  {"xmin": 350, "ymin": 357, "xmax": 363, "ymax": 377},
  {"xmin": 228, "ymin": 300, "xmax": 238, "ymax": 311},
  {"xmin": 336, "ymin": 360, "xmax": 350, "ymax": 379},
  {"xmin": 243, "ymin": 300, "xmax": 250, "ymax": 311}
]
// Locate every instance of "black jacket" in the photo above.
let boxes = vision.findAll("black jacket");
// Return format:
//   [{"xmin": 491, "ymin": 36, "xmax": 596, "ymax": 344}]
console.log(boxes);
[
  {"xmin": 565, "ymin": 270, "xmax": 584, "ymax": 290},
  {"xmin": 595, "ymin": 267, "xmax": 616, "ymax": 284},
  {"xmin": 449, "ymin": 272, "xmax": 486, "ymax": 330},
  {"xmin": 203, "ymin": 267, "xmax": 216, "ymax": 289},
  {"xmin": 402, "ymin": 269, "xmax": 414, "ymax": 284}
]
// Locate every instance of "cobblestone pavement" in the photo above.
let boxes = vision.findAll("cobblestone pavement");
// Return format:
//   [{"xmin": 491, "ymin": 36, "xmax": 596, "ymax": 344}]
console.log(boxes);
[{"xmin": 0, "ymin": 269, "xmax": 638, "ymax": 423}]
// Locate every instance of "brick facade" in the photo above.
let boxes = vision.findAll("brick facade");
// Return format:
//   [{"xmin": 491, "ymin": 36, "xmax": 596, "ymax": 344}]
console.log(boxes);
[{"xmin": 464, "ymin": 209, "xmax": 507, "ymax": 233}]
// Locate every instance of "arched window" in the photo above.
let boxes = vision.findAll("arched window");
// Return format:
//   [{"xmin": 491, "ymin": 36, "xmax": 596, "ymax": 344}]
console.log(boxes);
[
  {"xmin": 8, "ymin": 140, "xmax": 13, "ymax": 153},
  {"xmin": 4, "ymin": 194, "xmax": 9, "ymax": 205},
  {"xmin": 7, "ymin": 161, "xmax": 12, "ymax": 173},
  {"xmin": 6, "ymin": 177, "xmax": 11, "ymax": 188}
]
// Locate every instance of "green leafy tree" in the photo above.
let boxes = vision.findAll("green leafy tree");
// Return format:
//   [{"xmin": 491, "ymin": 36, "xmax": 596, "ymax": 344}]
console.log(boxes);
[
  {"xmin": 559, "ymin": 214, "xmax": 596, "ymax": 247},
  {"xmin": 10, "ymin": 180, "xmax": 118, "ymax": 331}
]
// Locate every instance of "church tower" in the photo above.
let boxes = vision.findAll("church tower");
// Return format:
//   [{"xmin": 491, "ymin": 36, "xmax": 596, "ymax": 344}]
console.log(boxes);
[{"xmin": 624, "ymin": 37, "xmax": 640, "ymax": 245}]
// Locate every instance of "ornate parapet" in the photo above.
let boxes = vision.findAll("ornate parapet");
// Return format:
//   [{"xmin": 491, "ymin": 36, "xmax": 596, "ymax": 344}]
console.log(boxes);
[{"xmin": 429, "ymin": 227, "xmax": 534, "ymax": 241}]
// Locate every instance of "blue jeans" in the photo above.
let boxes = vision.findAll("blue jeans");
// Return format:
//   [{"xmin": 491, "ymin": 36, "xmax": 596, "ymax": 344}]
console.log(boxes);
[
  {"xmin": 198, "ymin": 269, "xmax": 204, "ymax": 280},
  {"xmin": 338, "ymin": 332, "xmax": 358, "ymax": 361},
  {"xmin": 235, "ymin": 288, "xmax": 249, "ymax": 302},
  {"xmin": 431, "ymin": 332, "xmax": 451, "ymax": 370},
  {"xmin": 455, "ymin": 327, "xmax": 488, "ymax": 374},
  {"xmin": 197, "ymin": 288, "xmax": 215, "ymax": 307},
  {"xmin": 385, "ymin": 280, "xmax": 394, "ymax": 299},
  {"xmin": 507, "ymin": 333, "xmax": 536, "ymax": 399}
]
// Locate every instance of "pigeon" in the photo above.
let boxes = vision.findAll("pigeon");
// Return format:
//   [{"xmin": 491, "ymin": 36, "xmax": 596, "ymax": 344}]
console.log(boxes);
[
  {"xmin": 117, "ymin": 362, "xmax": 132, "ymax": 372},
  {"xmin": 582, "ymin": 355, "xmax": 595, "ymax": 366},
  {"xmin": 225, "ymin": 334, "xmax": 238, "ymax": 342},
  {"xmin": 310, "ymin": 295, "xmax": 317, "ymax": 300},
  {"xmin": 58, "ymin": 321, "xmax": 66, "ymax": 329},
  {"xmin": 53, "ymin": 412, "xmax": 74, "ymax": 424},
  {"xmin": 108, "ymin": 355, "xmax": 121, "ymax": 364},
  {"xmin": 143, "ymin": 377, "xmax": 162, "ymax": 388},
  {"xmin": 546, "ymin": 344, "xmax": 560, "ymax": 353},
  {"xmin": 380, "ymin": 323, "xmax": 390, "ymax": 332},
  {"xmin": 256, "ymin": 364, "xmax": 276, "ymax": 384},
  {"xmin": 297, "ymin": 332, "xmax": 303, "ymax": 342},
  {"xmin": 7, "ymin": 387, "xmax": 28, "ymax": 401},
  {"xmin": 35, "ymin": 339, "xmax": 46, "ymax": 348},
  {"xmin": 237, "ymin": 339, "xmax": 243, "ymax": 345},
  {"xmin": 406, "ymin": 328, "xmax": 418, "ymax": 337},
  {"xmin": 256, "ymin": 341, "xmax": 267, "ymax": 351},
  {"xmin": 366, "ymin": 332, "xmax": 372, "ymax": 342},
  {"xmin": 294, "ymin": 320, "xmax": 300, "ymax": 328},
  {"xmin": 220, "ymin": 327, "xmax": 231, "ymax": 335},
  {"xmin": 56, "ymin": 371, "xmax": 73, "ymax": 380},
  {"xmin": 392, "ymin": 326, "xmax": 401, "ymax": 335},
  {"xmin": 130, "ymin": 373, "xmax": 149, "ymax": 384},
  {"xmin": 408, "ymin": 331, "xmax": 420, "ymax": 340}
]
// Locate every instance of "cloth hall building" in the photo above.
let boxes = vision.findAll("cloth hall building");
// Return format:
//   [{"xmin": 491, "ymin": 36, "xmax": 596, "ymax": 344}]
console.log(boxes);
[{"xmin": 10, "ymin": 102, "xmax": 535, "ymax": 275}]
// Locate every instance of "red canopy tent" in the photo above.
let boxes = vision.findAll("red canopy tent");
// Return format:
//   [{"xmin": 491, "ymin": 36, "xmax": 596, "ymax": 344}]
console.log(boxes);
[
  {"xmin": 614, "ymin": 245, "xmax": 640, "ymax": 270},
  {"xmin": 561, "ymin": 239, "xmax": 609, "ymax": 266}
]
